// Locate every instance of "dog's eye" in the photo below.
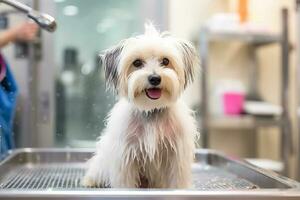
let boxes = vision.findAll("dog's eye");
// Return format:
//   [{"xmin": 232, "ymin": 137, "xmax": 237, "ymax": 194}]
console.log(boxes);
[
  {"xmin": 161, "ymin": 58, "xmax": 169, "ymax": 66},
  {"xmin": 133, "ymin": 59, "xmax": 143, "ymax": 68}
]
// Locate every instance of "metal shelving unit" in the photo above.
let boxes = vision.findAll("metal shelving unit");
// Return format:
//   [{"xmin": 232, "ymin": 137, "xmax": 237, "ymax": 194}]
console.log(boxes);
[
  {"xmin": 199, "ymin": 9, "xmax": 292, "ymax": 176},
  {"xmin": 296, "ymin": 0, "xmax": 300, "ymax": 181},
  {"xmin": 208, "ymin": 116, "xmax": 282, "ymax": 130}
]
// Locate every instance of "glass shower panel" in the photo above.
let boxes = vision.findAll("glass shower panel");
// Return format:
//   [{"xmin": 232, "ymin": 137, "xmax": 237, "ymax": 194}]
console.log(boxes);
[{"xmin": 54, "ymin": 0, "xmax": 159, "ymax": 147}]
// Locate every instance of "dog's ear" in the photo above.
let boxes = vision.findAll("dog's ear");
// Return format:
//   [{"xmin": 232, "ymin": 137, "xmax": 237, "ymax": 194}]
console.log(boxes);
[
  {"xmin": 176, "ymin": 40, "xmax": 199, "ymax": 87},
  {"xmin": 100, "ymin": 40, "xmax": 125, "ymax": 92}
]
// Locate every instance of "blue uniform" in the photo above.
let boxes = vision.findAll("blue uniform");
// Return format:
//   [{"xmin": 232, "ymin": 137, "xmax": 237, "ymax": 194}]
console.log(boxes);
[{"xmin": 0, "ymin": 56, "xmax": 18, "ymax": 160}]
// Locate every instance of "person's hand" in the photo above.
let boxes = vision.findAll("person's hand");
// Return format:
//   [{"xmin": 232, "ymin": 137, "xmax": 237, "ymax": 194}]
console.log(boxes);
[{"xmin": 11, "ymin": 22, "xmax": 39, "ymax": 42}]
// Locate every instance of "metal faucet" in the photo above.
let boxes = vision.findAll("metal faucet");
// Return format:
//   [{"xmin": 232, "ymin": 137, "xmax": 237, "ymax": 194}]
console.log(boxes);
[{"xmin": 0, "ymin": 0, "xmax": 57, "ymax": 32}]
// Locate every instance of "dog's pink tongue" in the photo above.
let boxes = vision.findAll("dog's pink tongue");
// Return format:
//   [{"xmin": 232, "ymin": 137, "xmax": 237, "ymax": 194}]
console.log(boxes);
[{"xmin": 146, "ymin": 88, "xmax": 162, "ymax": 100}]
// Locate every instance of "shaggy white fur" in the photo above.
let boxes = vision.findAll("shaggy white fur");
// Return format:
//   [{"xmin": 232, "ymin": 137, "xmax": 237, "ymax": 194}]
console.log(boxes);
[{"xmin": 82, "ymin": 23, "xmax": 199, "ymax": 188}]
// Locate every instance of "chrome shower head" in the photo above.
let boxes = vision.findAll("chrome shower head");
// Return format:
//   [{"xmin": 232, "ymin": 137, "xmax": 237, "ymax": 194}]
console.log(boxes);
[
  {"xmin": 28, "ymin": 11, "xmax": 57, "ymax": 32},
  {"xmin": 0, "ymin": 0, "xmax": 57, "ymax": 32}
]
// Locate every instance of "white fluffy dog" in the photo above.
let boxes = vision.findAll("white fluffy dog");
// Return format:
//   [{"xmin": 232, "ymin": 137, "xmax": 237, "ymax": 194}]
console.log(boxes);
[{"xmin": 82, "ymin": 23, "xmax": 199, "ymax": 188}]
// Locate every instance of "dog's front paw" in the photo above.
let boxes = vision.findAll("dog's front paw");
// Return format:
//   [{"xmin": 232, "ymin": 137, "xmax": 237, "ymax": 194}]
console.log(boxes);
[{"xmin": 81, "ymin": 176, "xmax": 98, "ymax": 188}]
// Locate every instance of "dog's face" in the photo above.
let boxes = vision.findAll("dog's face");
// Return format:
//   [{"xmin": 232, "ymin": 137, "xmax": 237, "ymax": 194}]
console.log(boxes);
[{"xmin": 101, "ymin": 23, "xmax": 199, "ymax": 111}]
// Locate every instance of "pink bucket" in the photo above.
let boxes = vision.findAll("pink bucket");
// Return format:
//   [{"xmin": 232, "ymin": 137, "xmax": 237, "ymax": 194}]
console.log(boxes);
[{"xmin": 223, "ymin": 92, "xmax": 245, "ymax": 115}]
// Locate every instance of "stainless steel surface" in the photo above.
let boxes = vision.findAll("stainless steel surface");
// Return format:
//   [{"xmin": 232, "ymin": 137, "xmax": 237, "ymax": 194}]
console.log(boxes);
[
  {"xmin": 28, "ymin": 11, "xmax": 56, "ymax": 32},
  {"xmin": 280, "ymin": 8, "xmax": 292, "ymax": 176},
  {"xmin": 0, "ymin": 149, "xmax": 258, "ymax": 190},
  {"xmin": 296, "ymin": 0, "xmax": 300, "ymax": 181},
  {"xmin": 208, "ymin": 116, "xmax": 282, "ymax": 130},
  {"xmin": 0, "ymin": 0, "xmax": 57, "ymax": 32},
  {"xmin": 199, "ymin": 29, "xmax": 209, "ymax": 148},
  {"xmin": 26, "ymin": 0, "xmax": 41, "ymax": 149},
  {"xmin": 0, "ymin": 163, "xmax": 84, "ymax": 190},
  {"xmin": 0, "ymin": 148, "xmax": 299, "ymax": 200},
  {"xmin": 0, "ymin": 0, "xmax": 31, "ymax": 13},
  {"xmin": 0, "ymin": 163, "xmax": 256, "ymax": 190},
  {"xmin": 202, "ymin": 30, "xmax": 281, "ymax": 46}
]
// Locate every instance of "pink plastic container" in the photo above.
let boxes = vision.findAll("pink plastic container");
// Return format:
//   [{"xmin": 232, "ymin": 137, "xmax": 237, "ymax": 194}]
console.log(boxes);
[{"xmin": 223, "ymin": 92, "xmax": 245, "ymax": 115}]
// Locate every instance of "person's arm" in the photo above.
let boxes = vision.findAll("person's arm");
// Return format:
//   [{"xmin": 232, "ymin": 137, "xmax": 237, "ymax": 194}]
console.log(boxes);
[
  {"xmin": 0, "ymin": 22, "xmax": 39, "ymax": 48},
  {"xmin": 0, "ymin": 28, "xmax": 17, "ymax": 47}
]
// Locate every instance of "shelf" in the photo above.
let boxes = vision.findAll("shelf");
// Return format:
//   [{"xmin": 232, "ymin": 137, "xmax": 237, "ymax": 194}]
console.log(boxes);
[
  {"xmin": 201, "ymin": 29, "xmax": 281, "ymax": 46},
  {"xmin": 208, "ymin": 115, "xmax": 281, "ymax": 130}
]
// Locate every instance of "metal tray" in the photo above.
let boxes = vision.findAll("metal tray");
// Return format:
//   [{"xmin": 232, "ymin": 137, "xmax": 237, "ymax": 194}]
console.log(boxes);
[{"xmin": 0, "ymin": 148, "xmax": 299, "ymax": 200}]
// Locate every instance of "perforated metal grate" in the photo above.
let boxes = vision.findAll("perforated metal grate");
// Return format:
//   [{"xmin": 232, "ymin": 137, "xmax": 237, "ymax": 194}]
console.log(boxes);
[
  {"xmin": 0, "ymin": 163, "xmax": 258, "ymax": 190},
  {"xmin": 192, "ymin": 165, "xmax": 258, "ymax": 190},
  {"xmin": 0, "ymin": 163, "xmax": 85, "ymax": 190}
]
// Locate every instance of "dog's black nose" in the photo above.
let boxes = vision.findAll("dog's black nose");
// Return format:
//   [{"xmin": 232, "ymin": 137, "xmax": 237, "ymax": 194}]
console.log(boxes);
[{"xmin": 148, "ymin": 75, "xmax": 161, "ymax": 86}]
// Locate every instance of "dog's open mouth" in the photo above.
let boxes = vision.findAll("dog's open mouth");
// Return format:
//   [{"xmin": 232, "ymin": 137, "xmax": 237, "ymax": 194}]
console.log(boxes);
[{"xmin": 145, "ymin": 88, "xmax": 162, "ymax": 100}]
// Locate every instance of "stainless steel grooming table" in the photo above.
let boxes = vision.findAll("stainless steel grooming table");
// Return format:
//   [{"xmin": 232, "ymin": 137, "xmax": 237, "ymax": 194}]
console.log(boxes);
[{"xmin": 0, "ymin": 148, "xmax": 299, "ymax": 199}]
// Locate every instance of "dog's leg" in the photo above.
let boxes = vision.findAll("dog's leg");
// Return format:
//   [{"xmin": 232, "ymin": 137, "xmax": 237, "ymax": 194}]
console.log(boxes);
[
  {"xmin": 82, "ymin": 153, "xmax": 109, "ymax": 188},
  {"xmin": 165, "ymin": 152, "xmax": 193, "ymax": 188},
  {"xmin": 163, "ymin": 133, "xmax": 194, "ymax": 188},
  {"xmin": 109, "ymin": 157, "xmax": 140, "ymax": 188},
  {"xmin": 82, "ymin": 145, "xmax": 140, "ymax": 188}
]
